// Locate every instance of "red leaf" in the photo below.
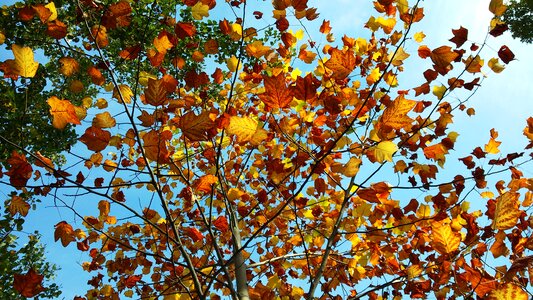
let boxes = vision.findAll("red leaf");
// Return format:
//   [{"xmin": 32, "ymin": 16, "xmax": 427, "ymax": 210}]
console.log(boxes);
[
  {"xmin": 449, "ymin": 26, "xmax": 468, "ymax": 48},
  {"xmin": 498, "ymin": 45, "xmax": 515, "ymax": 64},
  {"xmin": 13, "ymin": 269, "xmax": 45, "ymax": 298},
  {"xmin": 6, "ymin": 151, "xmax": 33, "ymax": 187},
  {"xmin": 213, "ymin": 216, "xmax": 229, "ymax": 232},
  {"xmin": 79, "ymin": 126, "xmax": 111, "ymax": 152}
]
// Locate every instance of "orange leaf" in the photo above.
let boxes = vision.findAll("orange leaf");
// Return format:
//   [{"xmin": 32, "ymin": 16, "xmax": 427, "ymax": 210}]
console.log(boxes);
[
  {"xmin": 213, "ymin": 216, "xmax": 229, "ymax": 232},
  {"xmin": 54, "ymin": 221, "xmax": 75, "ymax": 247},
  {"xmin": 492, "ymin": 192, "xmax": 521, "ymax": 230},
  {"xmin": 144, "ymin": 78, "xmax": 168, "ymax": 106},
  {"xmin": 142, "ymin": 130, "xmax": 171, "ymax": 163},
  {"xmin": 430, "ymin": 46, "xmax": 459, "ymax": 72},
  {"xmin": 488, "ymin": 283, "xmax": 528, "ymax": 300},
  {"xmin": 258, "ymin": 74, "xmax": 293, "ymax": 109},
  {"xmin": 324, "ymin": 48, "xmax": 356, "ymax": 80},
  {"xmin": 379, "ymin": 95, "xmax": 416, "ymax": 130},
  {"xmin": 79, "ymin": 126, "xmax": 111, "ymax": 152},
  {"xmin": 431, "ymin": 219, "xmax": 461, "ymax": 254},
  {"xmin": 91, "ymin": 25, "xmax": 108, "ymax": 48},
  {"xmin": 194, "ymin": 174, "xmax": 218, "ymax": 193},
  {"xmin": 179, "ymin": 111, "xmax": 214, "ymax": 141},
  {"xmin": 8, "ymin": 195, "xmax": 30, "ymax": 217},
  {"xmin": 13, "ymin": 268, "xmax": 45, "ymax": 298},
  {"xmin": 59, "ymin": 57, "xmax": 79, "ymax": 77},
  {"xmin": 92, "ymin": 111, "xmax": 116, "ymax": 128},
  {"xmin": 183, "ymin": 227, "xmax": 204, "ymax": 242}
]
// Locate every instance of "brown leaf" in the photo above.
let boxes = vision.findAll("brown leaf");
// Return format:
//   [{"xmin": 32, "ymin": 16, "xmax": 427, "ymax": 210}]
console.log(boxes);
[
  {"xmin": 258, "ymin": 73, "xmax": 293, "ymax": 109},
  {"xmin": 13, "ymin": 269, "xmax": 45, "ymax": 298},
  {"xmin": 324, "ymin": 48, "xmax": 356, "ymax": 80},
  {"xmin": 179, "ymin": 111, "xmax": 214, "ymax": 141}
]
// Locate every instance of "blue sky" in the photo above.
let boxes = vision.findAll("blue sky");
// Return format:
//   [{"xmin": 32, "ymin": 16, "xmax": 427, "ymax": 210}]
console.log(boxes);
[{"xmin": 1, "ymin": 0, "xmax": 532, "ymax": 298}]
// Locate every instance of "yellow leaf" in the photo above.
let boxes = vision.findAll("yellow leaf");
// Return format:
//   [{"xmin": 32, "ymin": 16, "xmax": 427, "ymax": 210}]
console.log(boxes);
[
  {"xmin": 246, "ymin": 41, "xmax": 271, "ymax": 58},
  {"xmin": 343, "ymin": 157, "xmax": 361, "ymax": 177},
  {"xmin": 417, "ymin": 204, "xmax": 431, "ymax": 218},
  {"xmin": 366, "ymin": 67, "xmax": 381, "ymax": 85},
  {"xmin": 484, "ymin": 138, "xmax": 501, "ymax": 154},
  {"xmin": 406, "ymin": 265, "xmax": 423, "ymax": 280},
  {"xmin": 47, "ymin": 96, "xmax": 81, "ymax": 129},
  {"xmin": 226, "ymin": 55, "xmax": 240, "ymax": 72},
  {"xmin": 191, "ymin": 2, "xmax": 209, "ymax": 20},
  {"xmin": 488, "ymin": 283, "xmax": 528, "ymax": 300},
  {"xmin": 431, "ymin": 219, "xmax": 461, "ymax": 254},
  {"xmin": 488, "ymin": 58, "xmax": 505, "ymax": 73},
  {"xmin": 92, "ymin": 111, "xmax": 116, "ymax": 128},
  {"xmin": 489, "ymin": 0, "xmax": 507, "ymax": 16},
  {"xmin": 44, "ymin": 2, "xmax": 57, "ymax": 21},
  {"xmin": 432, "ymin": 85, "xmax": 446, "ymax": 100},
  {"xmin": 96, "ymin": 98, "xmax": 108, "ymax": 109},
  {"xmin": 226, "ymin": 116, "xmax": 259, "ymax": 143},
  {"xmin": 413, "ymin": 31, "xmax": 426, "ymax": 43},
  {"xmin": 103, "ymin": 159, "xmax": 117, "ymax": 172},
  {"xmin": 372, "ymin": 141, "xmax": 397, "ymax": 163},
  {"xmin": 0, "ymin": 31, "xmax": 5, "ymax": 44},
  {"xmin": 59, "ymin": 57, "xmax": 79, "ymax": 77},
  {"xmin": 113, "ymin": 84, "xmax": 133, "ymax": 104},
  {"xmin": 9, "ymin": 195, "xmax": 30, "ymax": 217},
  {"xmin": 492, "ymin": 192, "xmax": 521, "ymax": 230},
  {"xmin": 9, "ymin": 45, "xmax": 39, "ymax": 78},
  {"xmin": 389, "ymin": 47, "xmax": 410, "ymax": 66},
  {"xmin": 154, "ymin": 34, "xmax": 173, "ymax": 54}
]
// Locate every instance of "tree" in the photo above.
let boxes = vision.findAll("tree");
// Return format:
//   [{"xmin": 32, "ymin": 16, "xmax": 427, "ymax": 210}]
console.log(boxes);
[
  {"xmin": 1, "ymin": 0, "xmax": 532, "ymax": 299},
  {"xmin": 501, "ymin": 0, "xmax": 533, "ymax": 43},
  {"xmin": 1, "ymin": 194, "xmax": 61, "ymax": 299}
]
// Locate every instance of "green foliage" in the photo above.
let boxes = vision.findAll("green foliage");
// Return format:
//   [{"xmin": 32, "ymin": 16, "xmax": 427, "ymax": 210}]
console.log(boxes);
[
  {"xmin": 503, "ymin": 0, "xmax": 533, "ymax": 43},
  {"xmin": 0, "ymin": 196, "xmax": 61, "ymax": 299}
]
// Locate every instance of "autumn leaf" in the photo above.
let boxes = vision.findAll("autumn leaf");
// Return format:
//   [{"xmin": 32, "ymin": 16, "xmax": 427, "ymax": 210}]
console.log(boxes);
[
  {"xmin": 492, "ymin": 192, "xmax": 521, "ymax": 230},
  {"xmin": 449, "ymin": 26, "xmax": 468, "ymax": 48},
  {"xmin": 484, "ymin": 129, "xmax": 501, "ymax": 154},
  {"xmin": 191, "ymin": 2, "xmax": 209, "ymax": 20},
  {"xmin": 13, "ymin": 269, "xmax": 45, "ymax": 298},
  {"xmin": 142, "ymin": 130, "xmax": 171, "ymax": 163},
  {"xmin": 226, "ymin": 116, "xmax": 261, "ymax": 143},
  {"xmin": 179, "ymin": 111, "xmax": 214, "ymax": 141},
  {"xmin": 213, "ymin": 216, "xmax": 229, "ymax": 232},
  {"xmin": 430, "ymin": 46, "xmax": 459, "ymax": 73},
  {"xmin": 59, "ymin": 57, "xmax": 79, "ymax": 76},
  {"xmin": 79, "ymin": 126, "xmax": 111, "ymax": 152},
  {"xmin": 54, "ymin": 221, "xmax": 75, "ymax": 247},
  {"xmin": 379, "ymin": 95, "xmax": 416, "ymax": 130},
  {"xmin": 432, "ymin": 219, "xmax": 461, "ymax": 254},
  {"xmin": 8, "ymin": 195, "xmax": 30, "ymax": 217},
  {"xmin": 5, "ymin": 44, "xmax": 39, "ymax": 78},
  {"xmin": 6, "ymin": 151, "xmax": 33, "ymax": 187},
  {"xmin": 488, "ymin": 58, "xmax": 505, "ymax": 73},
  {"xmin": 92, "ymin": 111, "xmax": 116, "ymax": 128},
  {"xmin": 488, "ymin": 283, "xmax": 528, "ymax": 300},
  {"xmin": 258, "ymin": 74, "xmax": 294, "ymax": 109},
  {"xmin": 144, "ymin": 78, "xmax": 168, "ymax": 106},
  {"xmin": 194, "ymin": 174, "xmax": 218, "ymax": 193},
  {"xmin": 370, "ymin": 141, "xmax": 397, "ymax": 163},
  {"xmin": 489, "ymin": 0, "xmax": 507, "ymax": 16},
  {"xmin": 324, "ymin": 48, "xmax": 356, "ymax": 80}
]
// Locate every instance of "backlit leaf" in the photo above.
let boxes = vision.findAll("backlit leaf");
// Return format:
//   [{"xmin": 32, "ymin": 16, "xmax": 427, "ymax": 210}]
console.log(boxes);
[
  {"xmin": 54, "ymin": 221, "xmax": 75, "ymax": 247},
  {"xmin": 324, "ymin": 48, "xmax": 356, "ymax": 80},
  {"xmin": 431, "ymin": 219, "xmax": 461, "ymax": 254},
  {"xmin": 92, "ymin": 111, "xmax": 116, "ymax": 128},
  {"xmin": 191, "ymin": 2, "xmax": 209, "ymax": 20},
  {"xmin": 226, "ymin": 116, "xmax": 259, "ymax": 143},
  {"xmin": 8, "ymin": 195, "xmax": 30, "ymax": 217},
  {"xmin": 379, "ymin": 95, "xmax": 416, "ymax": 130},
  {"xmin": 179, "ymin": 111, "xmax": 214, "ymax": 141},
  {"xmin": 492, "ymin": 192, "xmax": 521, "ymax": 230},
  {"xmin": 13, "ymin": 269, "xmax": 45, "ymax": 298},
  {"xmin": 258, "ymin": 74, "xmax": 293, "ymax": 109},
  {"xmin": 488, "ymin": 283, "xmax": 528, "ymax": 300},
  {"xmin": 7, "ymin": 44, "xmax": 39, "ymax": 78},
  {"xmin": 372, "ymin": 141, "xmax": 398, "ymax": 163}
]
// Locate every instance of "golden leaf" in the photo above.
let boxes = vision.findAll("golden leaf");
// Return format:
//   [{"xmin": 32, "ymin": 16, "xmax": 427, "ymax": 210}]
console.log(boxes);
[
  {"xmin": 8, "ymin": 45, "xmax": 39, "ymax": 78},
  {"xmin": 488, "ymin": 283, "xmax": 528, "ymax": 300},
  {"xmin": 47, "ymin": 96, "xmax": 81, "ymax": 129},
  {"xmin": 92, "ymin": 111, "xmax": 116, "ymax": 128},
  {"xmin": 492, "ymin": 192, "xmax": 521, "ymax": 230},
  {"xmin": 191, "ymin": 2, "xmax": 209, "ymax": 20},
  {"xmin": 226, "ymin": 116, "xmax": 259, "ymax": 143},
  {"xmin": 54, "ymin": 221, "xmax": 75, "ymax": 247},
  {"xmin": 431, "ymin": 219, "xmax": 461, "ymax": 254},
  {"xmin": 489, "ymin": 0, "xmax": 507, "ymax": 16},
  {"xmin": 9, "ymin": 195, "xmax": 30, "ymax": 217},
  {"xmin": 372, "ymin": 141, "xmax": 397, "ymax": 163},
  {"xmin": 324, "ymin": 48, "xmax": 356, "ymax": 80}
]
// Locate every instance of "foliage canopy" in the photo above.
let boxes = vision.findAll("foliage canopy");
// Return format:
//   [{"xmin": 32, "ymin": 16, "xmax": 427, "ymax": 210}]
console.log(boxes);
[{"xmin": 0, "ymin": 0, "xmax": 532, "ymax": 299}]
